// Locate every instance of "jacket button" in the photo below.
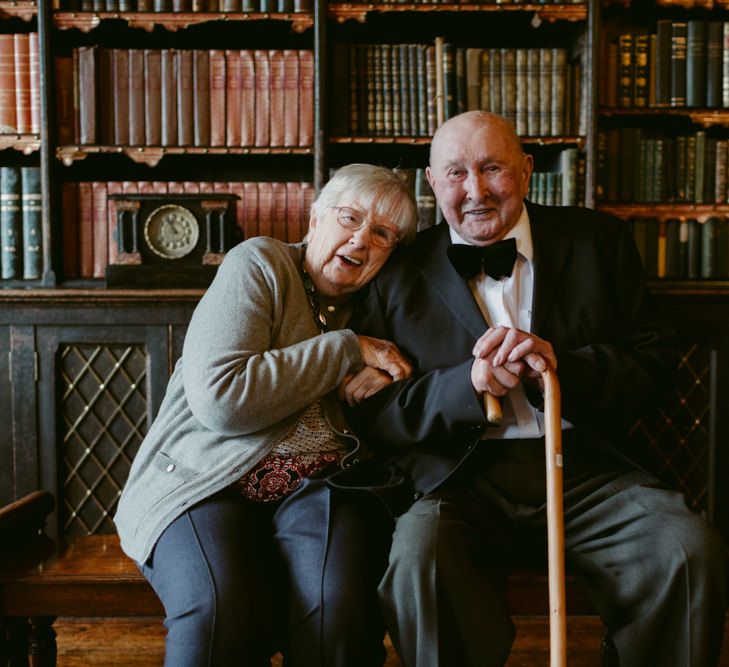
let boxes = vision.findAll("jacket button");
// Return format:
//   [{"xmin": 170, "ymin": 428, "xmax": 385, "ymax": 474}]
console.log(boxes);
[
  {"xmin": 166, "ymin": 463, "xmax": 175, "ymax": 473},
  {"xmin": 413, "ymin": 491, "xmax": 423, "ymax": 500}
]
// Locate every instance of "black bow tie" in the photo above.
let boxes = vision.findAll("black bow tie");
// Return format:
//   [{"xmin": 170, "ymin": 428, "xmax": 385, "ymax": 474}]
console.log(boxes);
[{"xmin": 447, "ymin": 238, "xmax": 518, "ymax": 281}]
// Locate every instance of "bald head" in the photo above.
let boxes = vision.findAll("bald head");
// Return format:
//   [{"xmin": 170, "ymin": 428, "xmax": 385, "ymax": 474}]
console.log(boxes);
[{"xmin": 429, "ymin": 112, "xmax": 524, "ymax": 168}]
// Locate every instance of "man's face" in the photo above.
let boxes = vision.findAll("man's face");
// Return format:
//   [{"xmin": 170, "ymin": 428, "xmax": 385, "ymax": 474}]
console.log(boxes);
[{"xmin": 426, "ymin": 117, "xmax": 533, "ymax": 247}]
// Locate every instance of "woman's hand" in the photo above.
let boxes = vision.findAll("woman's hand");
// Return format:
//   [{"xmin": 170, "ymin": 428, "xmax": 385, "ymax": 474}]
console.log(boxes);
[
  {"xmin": 339, "ymin": 368, "xmax": 394, "ymax": 406},
  {"xmin": 357, "ymin": 335, "xmax": 413, "ymax": 381}
]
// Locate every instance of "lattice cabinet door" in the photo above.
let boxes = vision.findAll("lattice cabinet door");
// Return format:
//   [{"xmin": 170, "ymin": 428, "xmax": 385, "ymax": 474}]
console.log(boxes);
[{"xmin": 35, "ymin": 325, "xmax": 171, "ymax": 541}]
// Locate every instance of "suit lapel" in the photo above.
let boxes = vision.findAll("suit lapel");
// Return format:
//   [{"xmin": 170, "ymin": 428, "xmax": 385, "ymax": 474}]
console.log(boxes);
[
  {"xmin": 528, "ymin": 202, "xmax": 573, "ymax": 335},
  {"xmin": 421, "ymin": 224, "xmax": 489, "ymax": 340}
]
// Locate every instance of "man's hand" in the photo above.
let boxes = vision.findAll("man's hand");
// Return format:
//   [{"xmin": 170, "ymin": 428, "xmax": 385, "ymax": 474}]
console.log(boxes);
[
  {"xmin": 473, "ymin": 326, "xmax": 556, "ymax": 380},
  {"xmin": 357, "ymin": 335, "xmax": 413, "ymax": 381},
  {"xmin": 339, "ymin": 368, "xmax": 394, "ymax": 406},
  {"xmin": 471, "ymin": 352, "xmax": 525, "ymax": 397}
]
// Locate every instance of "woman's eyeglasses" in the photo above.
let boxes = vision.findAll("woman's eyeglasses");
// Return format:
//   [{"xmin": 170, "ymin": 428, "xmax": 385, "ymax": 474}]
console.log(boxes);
[{"xmin": 332, "ymin": 206, "xmax": 399, "ymax": 248}]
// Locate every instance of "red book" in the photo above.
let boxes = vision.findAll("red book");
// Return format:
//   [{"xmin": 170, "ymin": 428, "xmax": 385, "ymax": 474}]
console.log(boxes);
[
  {"xmin": 144, "ymin": 50, "xmax": 162, "ymax": 146},
  {"xmin": 209, "ymin": 50, "xmax": 226, "ymax": 147},
  {"xmin": 92, "ymin": 182, "xmax": 108, "ymax": 278},
  {"xmin": 113, "ymin": 49, "xmax": 130, "ymax": 145},
  {"xmin": 269, "ymin": 50, "xmax": 285, "ymax": 147},
  {"xmin": 0, "ymin": 35, "xmax": 18, "ymax": 133},
  {"xmin": 254, "ymin": 50, "xmax": 270, "ymax": 147},
  {"xmin": 240, "ymin": 50, "xmax": 255, "ymax": 147},
  {"xmin": 160, "ymin": 49, "xmax": 178, "ymax": 147},
  {"xmin": 230, "ymin": 181, "xmax": 245, "ymax": 237},
  {"xmin": 77, "ymin": 182, "xmax": 94, "ymax": 278},
  {"xmin": 78, "ymin": 46, "xmax": 97, "ymax": 145},
  {"xmin": 257, "ymin": 181, "xmax": 273, "ymax": 238},
  {"xmin": 13, "ymin": 34, "xmax": 30, "ymax": 134},
  {"xmin": 285, "ymin": 181, "xmax": 302, "ymax": 243},
  {"xmin": 301, "ymin": 182, "xmax": 314, "ymax": 239},
  {"xmin": 298, "ymin": 50, "xmax": 313, "ymax": 147},
  {"xmin": 176, "ymin": 50, "xmax": 193, "ymax": 146},
  {"xmin": 193, "ymin": 50, "xmax": 210, "ymax": 147},
  {"xmin": 29, "ymin": 33, "xmax": 39, "ymax": 134},
  {"xmin": 225, "ymin": 50, "xmax": 242, "ymax": 146},
  {"xmin": 271, "ymin": 181, "xmax": 287, "ymax": 241},
  {"xmin": 106, "ymin": 181, "xmax": 123, "ymax": 265},
  {"xmin": 283, "ymin": 50, "xmax": 299, "ymax": 147},
  {"xmin": 128, "ymin": 49, "xmax": 145, "ymax": 146},
  {"xmin": 98, "ymin": 49, "xmax": 114, "ymax": 145},
  {"xmin": 61, "ymin": 182, "xmax": 79, "ymax": 278},
  {"xmin": 243, "ymin": 181, "xmax": 258, "ymax": 239},
  {"xmin": 55, "ymin": 56, "xmax": 74, "ymax": 145}
]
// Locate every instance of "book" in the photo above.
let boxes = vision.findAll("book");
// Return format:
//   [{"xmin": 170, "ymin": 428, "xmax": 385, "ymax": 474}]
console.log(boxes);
[
  {"xmin": 671, "ymin": 22, "xmax": 688, "ymax": 107},
  {"xmin": 632, "ymin": 35, "xmax": 648, "ymax": 108},
  {"xmin": 687, "ymin": 20, "xmax": 708, "ymax": 108},
  {"xmin": 0, "ymin": 35, "xmax": 16, "ymax": 133},
  {"xmin": 56, "ymin": 57, "xmax": 74, "ymax": 145},
  {"xmin": 144, "ymin": 50, "xmax": 162, "ymax": 146},
  {"xmin": 0, "ymin": 167, "xmax": 21, "ymax": 279},
  {"xmin": 20, "ymin": 167, "xmax": 41, "ymax": 280},
  {"xmin": 686, "ymin": 218, "xmax": 701, "ymax": 278},
  {"xmin": 193, "ymin": 50, "xmax": 210, "ymax": 147},
  {"xmin": 501, "ymin": 48, "xmax": 516, "ymax": 127},
  {"xmin": 271, "ymin": 181, "xmax": 287, "ymax": 241},
  {"xmin": 240, "ymin": 50, "xmax": 256, "ymax": 147},
  {"xmin": 515, "ymin": 49, "xmax": 528, "ymax": 136},
  {"xmin": 655, "ymin": 21, "xmax": 672, "ymax": 107},
  {"xmin": 617, "ymin": 33, "xmax": 633, "ymax": 107},
  {"xmin": 91, "ymin": 182, "xmax": 108, "ymax": 278},
  {"xmin": 254, "ymin": 50, "xmax": 271, "ymax": 147},
  {"xmin": 701, "ymin": 216, "xmax": 721, "ymax": 278},
  {"xmin": 285, "ymin": 181, "xmax": 302, "ymax": 243},
  {"xmin": 160, "ymin": 49, "xmax": 178, "ymax": 147},
  {"xmin": 664, "ymin": 217, "xmax": 680, "ymax": 278},
  {"xmin": 434, "ymin": 37, "xmax": 445, "ymax": 127},
  {"xmin": 113, "ymin": 49, "xmax": 130, "ymax": 145},
  {"xmin": 551, "ymin": 48, "xmax": 566, "ymax": 135},
  {"xmin": 465, "ymin": 48, "xmax": 482, "ymax": 112},
  {"xmin": 128, "ymin": 49, "xmax": 145, "ymax": 146},
  {"xmin": 97, "ymin": 49, "xmax": 114, "ymax": 145},
  {"xmin": 269, "ymin": 50, "xmax": 285, "ymax": 147},
  {"xmin": 29, "ymin": 33, "xmax": 39, "ymax": 134},
  {"xmin": 538, "ymin": 48, "xmax": 552, "ymax": 136},
  {"xmin": 257, "ymin": 181, "xmax": 273, "ymax": 238},
  {"xmin": 106, "ymin": 181, "xmax": 123, "ymax": 265},
  {"xmin": 209, "ymin": 50, "xmax": 226, "ymax": 147},
  {"xmin": 299, "ymin": 50, "xmax": 313, "ymax": 146},
  {"xmin": 243, "ymin": 181, "xmax": 258, "ymax": 239},
  {"xmin": 225, "ymin": 49, "xmax": 242, "ymax": 147},
  {"xmin": 78, "ymin": 46, "xmax": 97, "ymax": 144},
  {"xmin": 176, "ymin": 49, "xmax": 194, "ymax": 146},
  {"xmin": 526, "ymin": 49, "xmax": 539, "ymax": 136},
  {"xmin": 13, "ymin": 34, "xmax": 31, "ymax": 135},
  {"xmin": 283, "ymin": 50, "xmax": 299, "ymax": 147},
  {"xmin": 706, "ymin": 21, "xmax": 723, "ymax": 108}
]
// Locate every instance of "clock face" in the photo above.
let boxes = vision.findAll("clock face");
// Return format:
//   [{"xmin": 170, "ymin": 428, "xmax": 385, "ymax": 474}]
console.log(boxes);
[{"xmin": 143, "ymin": 204, "xmax": 200, "ymax": 260}]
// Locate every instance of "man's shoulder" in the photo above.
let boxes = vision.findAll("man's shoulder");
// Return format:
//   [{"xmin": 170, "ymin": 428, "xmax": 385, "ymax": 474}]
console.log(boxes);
[{"xmin": 528, "ymin": 202, "xmax": 626, "ymax": 244}]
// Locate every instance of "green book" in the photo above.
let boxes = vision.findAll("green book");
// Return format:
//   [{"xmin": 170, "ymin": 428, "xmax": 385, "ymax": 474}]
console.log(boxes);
[
  {"xmin": 0, "ymin": 166, "xmax": 21, "ymax": 279},
  {"xmin": 21, "ymin": 167, "xmax": 42, "ymax": 280}
]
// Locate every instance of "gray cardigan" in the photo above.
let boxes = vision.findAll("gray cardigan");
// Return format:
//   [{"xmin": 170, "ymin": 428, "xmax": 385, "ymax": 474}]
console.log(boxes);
[{"xmin": 114, "ymin": 238, "xmax": 365, "ymax": 564}]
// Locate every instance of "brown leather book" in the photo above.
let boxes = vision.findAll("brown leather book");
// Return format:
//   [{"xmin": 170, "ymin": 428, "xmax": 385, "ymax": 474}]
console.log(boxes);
[
  {"xmin": 271, "ymin": 181, "xmax": 287, "ymax": 241},
  {"xmin": 55, "ymin": 56, "xmax": 74, "ymax": 145},
  {"xmin": 78, "ymin": 182, "xmax": 94, "ymax": 277},
  {"xmin": 301, "ymin": 181, "xmax": 313, "ymax": 240},
  {"xmin": 106, "ymin": 181, "xmax": 122, "ymax": 264},
  {"xmin": 176, "ymin": 49, "xmax": 194, "ymax": 146},
  {"xmin": 243, "ymin": 181, "xmax": 258, "ymax": 238},
  {"xmin": 78, "ymin": 46, "xmax": 97, "ymax": 145},
  {"xmin": 113, "ymin": 49, "xmax": 130, "ymax": 145},
  {"xmin": 0, "ymin": 35, "xmax": 17, "ymax": 133},
  {"xmin": 193, "ymin": 50, "xmax": 210, "ymax": 147},
  {"xmin": 257, "ymin": 181, "xmax": 273, "ymax": 237},
  {"xmin": 209, "ymin": 50, "xmax": 226, "ymax": 147},
  {"xmin": 168, "ymin": 181, "xmax": 185, "ymax": 194},
  {"xmin": 160, "ymin": 49, "xmax": 178, "ymax": 147},
  {"xmin": 285, "ymin": 181, "xmax": 302, "ymax": 242},
  {"xmin": 283, "ymin": 50, "xmax": 299, "ymax": 148},
  {"xmin": 13, "ymin": 34, "xmax": 31, "ymax": 135},
  {"xmin": 128, "ymin": 49, "xmax": 145, "ymax": 146},
  {"xmin": 144, "ymin": 49, "xmax": 162, "ymax": 146},
  {"xmin": 61, "ymin": 181, "xmax": 79, "ymax": 278},
  {"xmin": 29, "ymin": 33, "xmax": 39, "ymax": 134},
  {"xmin": 254, "ymin": 50, "xmax": 270, "ymax": 147},
  {"xmin": 91, "ymin": 182, "xmax": 108, "ymax": 278},
  {"xmin": 298, "ymin": 50, "xmax": 313, "ymax": 147},
  {"xmin": 269, "ymin": 50, "xmax": 285, "ymax": 147},
  {"xmin": 240, "ymin": 50, "xmax": 255, "ymax": 147},
  {"xmin": 225, "ymin": 50, "xmax": 242, "ymax": 146},
  {"xmin": 98, "ymin": 48, "xmax": 114, "ymax": 145}
]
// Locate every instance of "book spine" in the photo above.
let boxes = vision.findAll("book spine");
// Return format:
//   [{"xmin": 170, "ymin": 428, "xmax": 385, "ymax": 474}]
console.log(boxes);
[
  {"xmin": 655, "ymin": 21, "xmax": 673, "ymax": 107},
  {"xmin": 257, "ymin": 181, "xmax": 273, "ymax": 238},
  {"xmin": 225, "ymin": 49, "xmax": 242, "ymax": 147},
  {"xmin": 271, "ymin": 181, "xmax": 287, "ymax": 242},
  {"xmin": 723, "ymin": 22, "xmax": 729, "ymax": 108},
  {"xmin": 160, "ymin": 49, "xmax": 178, "ymax": 146},
  {"xmin": 489, "ymin": 47, "xmax": 501, "ymax": 118},
  {"xmin": 254, "ymin": 50, "xmax": 271, "ymax": 147},
  {"xmin": 91, "ymin": 182, "xmax": 108, "ymax": 279},
  {"xmin": 113, "ymin": 49, "xmax": 130, "ymax": 145},
  {"xmin": 515, "ymin": 49, "xmax": 527, "ymax": 136},
  {"xmin": 269, "ymin": 50, "xmax": 285, "ymax": 147},
  {"xmin": 193, "ymin": 50, "xmax": 211, "ymax": 147},
  {"xmin": 701, "ymin": 216, "xmax": 720, "ymax": 278},
  {"xmin": 243, "ymin": 181, "xmax": 258, "ymax": 239},
  {"xmin": 632, "ymin": 35, "xmax": 648, "ymax": 108},
  {"xmin": 298, "ymin": 50, "xmax": 313, "ymax": 147},
  {"xmin": 0, "ymin": 167, "xmax": 21, "ymax": 279},
  {"xmin": 687, "ymin": 20, "xmax": 708, "ymax": 108},
  {"xmin": 501, "ymin": 48, "xmax": 517, "ymax": 128},
  {"xmin": 408, "ymin": 44, "xmax": 419, "ymax": 136},
  {"xmin": 240, "ymin": 50, "xmax": 256, "ymax": 147},
  {"xmin": 283, "ymin": 49, "xmax": 299, "ymax": 147},
  {"xmin": 106, "ymin": 181, "xmax": 123, "ymax": 265},
  {"xmin": 706, "ymin": 21, "xmax": 722, "ymax": 108},
  {"xmin": 209, "ymin": 49, "xmax": 226, "ymax": 147},
  {"xmin": 526, "ymin": 49, "xmax": 539, "ymax": 136},
  {"xmin": 618, "ymin": 33, "xmax": 633, "ymax": 107},
  {"xmin": 144, "ymin": 50, "xmax": 162, "ymax": 146},
  {"xmin": 550, "ymin": 48, "xmax": 566, "ymax": 135},
  {"xmin": 13, "ymin": 34, "xmax": 31, "ymax": 134},
  {"xmin": 465, "ymin": 47, "xmax": 482, "ymax": 112},
  {"xmin": 20, "ymin": 167, "xmax": 41, "ymax": 279},
  {"xmin": 538, "ymin": 48, "xmax": 552, "ymax": 136},
  {"xmin": 671, "ymin": 22, "xmax": 688, "ymax": 107},
  {"xmin": 55, "ymin": 57, "xmax": 74, "ymax": 144},
  {"xmin": 285, "ymin": 181, "xmax": 302, "ymax": 243},
  {"xmin": 128, "ymin": 49, "xmax": 145, "ymax": 146},
  {"xmin": 176, "ymin": 49, "xmax": 194, "ymax": 146},
  {"xmin": 78, "ymin": 46, "xmax": 98, "ymax": 144}
]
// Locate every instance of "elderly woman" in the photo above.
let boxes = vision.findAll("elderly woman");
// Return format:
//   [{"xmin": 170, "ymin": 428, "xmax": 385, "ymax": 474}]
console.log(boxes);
[{"xmin": 114, "ymin": 164, "xmax": 418, "ymax": 666}]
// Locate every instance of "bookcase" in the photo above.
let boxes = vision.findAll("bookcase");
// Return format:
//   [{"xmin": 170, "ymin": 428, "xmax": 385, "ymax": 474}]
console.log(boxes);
[{"xmin": 0, "ymin": 0, "xmax": 727, "ymax": 546}]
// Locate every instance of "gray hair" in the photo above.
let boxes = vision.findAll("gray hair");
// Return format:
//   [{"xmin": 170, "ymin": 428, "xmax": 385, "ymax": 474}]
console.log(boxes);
[{"xmin": 311, "ymin": 164, "xmax": 418, "ymax": 245}]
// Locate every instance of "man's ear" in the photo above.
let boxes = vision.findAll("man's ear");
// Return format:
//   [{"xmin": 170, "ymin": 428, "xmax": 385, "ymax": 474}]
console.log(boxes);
[
  {"xmin": 425, "ymin": 166, "xmax": 435, "ymax": 190},
  {"xmin": 521, "ymin": 154, "xmax": 534, "ymax": 193}
]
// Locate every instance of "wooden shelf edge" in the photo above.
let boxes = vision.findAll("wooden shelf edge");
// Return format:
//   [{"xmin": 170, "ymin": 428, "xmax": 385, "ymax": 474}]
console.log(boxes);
[
  {"xmin": 0, "ymin": 134, "xmax": 41, "ymax": 153},
  {"xmin": 599, "ymin": 108, "xmax": 729, "ymax": 128},
  {"xmin": 330, "ymin": 135, "xmax": 584, "ymax": 147},
  {"xmin": 53, "ymin": 10, "xmax": 313, "ymax": 32},
  {"xmin": 0, "ymin": 287, "xmax": 205, "ymax": 304},
  {"xmin": 0, "ymin": 0, "xmax": 36, "ymax": 20},
  {"xmin": 597, "ymin": 203, "xmax": 729, "ymax": 222}
]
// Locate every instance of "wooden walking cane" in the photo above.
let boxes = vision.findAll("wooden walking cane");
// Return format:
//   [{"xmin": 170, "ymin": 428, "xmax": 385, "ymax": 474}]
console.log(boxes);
[{"xmin": 484, "ymin": 367, "xmax": 567, "ymax": 667}]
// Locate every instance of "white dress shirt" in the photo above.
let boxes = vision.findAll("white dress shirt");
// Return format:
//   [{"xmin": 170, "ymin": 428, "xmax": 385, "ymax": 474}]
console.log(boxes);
[{"xmin": 449, "ymin": 204, "xmax": 544, "ymax": 439}]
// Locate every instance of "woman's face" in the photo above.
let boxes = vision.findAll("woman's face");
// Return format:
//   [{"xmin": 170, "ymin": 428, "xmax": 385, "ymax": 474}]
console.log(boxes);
[{"xmin": 304, "ymin": 199, "xmax": 399, "ymax": 298}]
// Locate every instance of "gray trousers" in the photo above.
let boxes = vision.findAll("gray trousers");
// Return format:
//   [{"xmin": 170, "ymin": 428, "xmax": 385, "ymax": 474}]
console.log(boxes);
[{"xmin": 379, "ymin": 436, "xmax": 728, "ymax": 667}]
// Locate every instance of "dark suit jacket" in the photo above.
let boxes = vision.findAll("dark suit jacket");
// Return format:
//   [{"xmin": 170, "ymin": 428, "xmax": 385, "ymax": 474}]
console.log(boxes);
[{"xmin": 343, "ymin": 202, "xmax": 674, "ymax": 508}]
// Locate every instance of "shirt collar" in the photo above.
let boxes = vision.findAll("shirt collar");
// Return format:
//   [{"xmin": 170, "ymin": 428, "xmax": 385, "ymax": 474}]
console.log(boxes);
[{"xmin": 448, "ymin": 204, "xmax": 533, "ymax": 262}]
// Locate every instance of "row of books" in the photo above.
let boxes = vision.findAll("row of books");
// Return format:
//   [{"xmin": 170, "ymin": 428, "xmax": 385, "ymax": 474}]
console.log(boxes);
[
  {"xmin": 597, "ymin": 128, "xmax": 729, "ymax": 204},
  {"xmin": 527, "ymin": 148, "xmax": 585, "ymax": 207},
  {"xmin": 630, "ymin": 216, "xmax": 729, "ymax": 280},
  {"xmin": 55, "ymin": 0, "xmax": 312, "ymax": 11},
  {"xmin": 61, "ymin": 180, "xmax": 315, "ymax": 279},
  {"xmin": 57, "ymin": 48, "xmax": 314, "ymax": 148},
  {"xmin": 332, "ymin": 43, "xmax": 582, "ymax": 138},
  {"xmin": 0, "ymin": 167, "xmax": 42, "ymax": 281},
  {"xmin": 602, "ymin": 21, "xmax": 729, "ymax": 109},
  {"xmin": 0, "ymin": 34, "xmax": 40, "ymax": 136}
]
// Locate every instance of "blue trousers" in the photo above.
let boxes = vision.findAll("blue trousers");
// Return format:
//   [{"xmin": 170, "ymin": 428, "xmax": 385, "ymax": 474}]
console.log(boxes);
[{"xmin": 141, "ymin": 475, "xmax": 392, "ymax": 667}]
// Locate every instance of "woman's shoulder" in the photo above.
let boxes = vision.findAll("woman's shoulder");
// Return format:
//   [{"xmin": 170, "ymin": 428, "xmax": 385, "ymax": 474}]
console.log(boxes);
[{"xmin": 223, "ymin": 237, "xmax": 303, "ymax": 272}]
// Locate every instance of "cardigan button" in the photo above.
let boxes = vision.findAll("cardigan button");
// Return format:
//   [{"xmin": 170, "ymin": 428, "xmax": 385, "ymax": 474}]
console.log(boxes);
[{"xmin": 166, "ymin": 463, "xmax": 175, "ymax": 473}]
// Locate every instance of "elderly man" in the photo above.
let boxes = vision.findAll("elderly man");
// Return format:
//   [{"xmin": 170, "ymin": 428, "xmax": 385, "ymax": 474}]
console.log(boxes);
[{"xmin": 347, "ymin": 111, "xmax": 727, "ymax": 666}]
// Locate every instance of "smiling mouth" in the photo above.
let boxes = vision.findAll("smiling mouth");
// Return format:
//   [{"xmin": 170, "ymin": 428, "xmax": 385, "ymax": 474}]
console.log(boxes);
[
  {"xmin": 464, "ymin": 208, "xmax": 495, "ymax": 217},
  {"xmin": 339, "ymin": 255, "xmax": 363, "ymax": 267}
]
